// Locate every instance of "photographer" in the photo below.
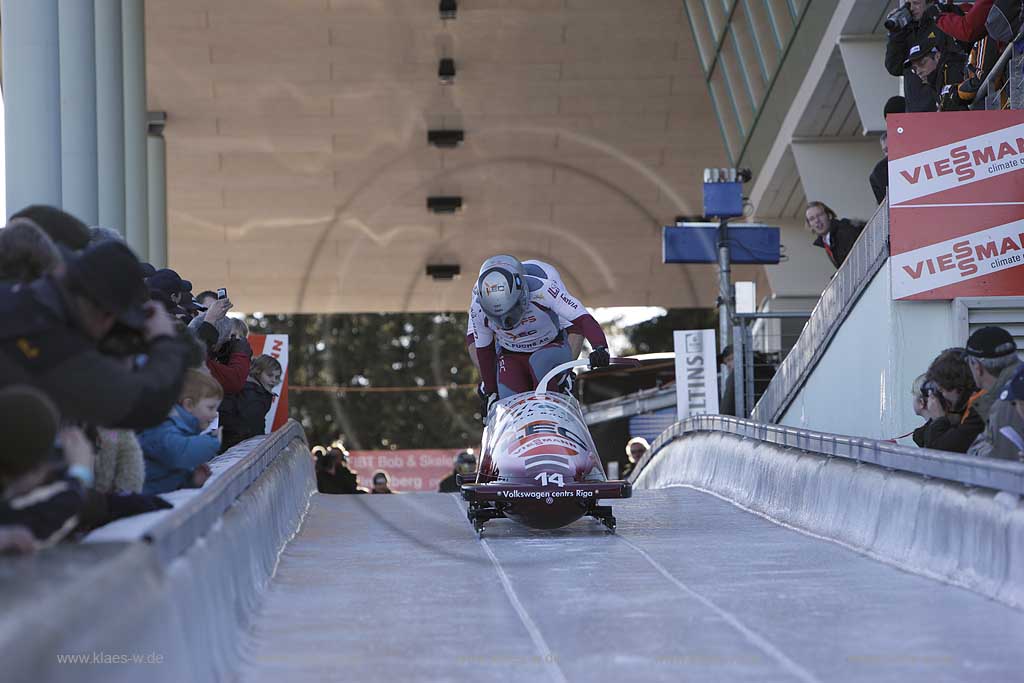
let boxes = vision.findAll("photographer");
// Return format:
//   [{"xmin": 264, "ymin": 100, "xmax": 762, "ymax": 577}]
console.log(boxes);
[
  {"xmin": 885, "ymin": 0, "xmax": 968, "ymax": 112},
  {"xmin": 0, "ymin": 240, "xmax": 194, "ymax": 430},
  {"xmin": 913, "ymin": 348, "xmax": 984, "ymax": 453}
]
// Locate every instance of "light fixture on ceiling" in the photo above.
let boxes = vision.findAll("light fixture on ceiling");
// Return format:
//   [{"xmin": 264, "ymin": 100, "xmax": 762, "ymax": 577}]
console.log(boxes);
[
  {"xmin": 438, "ymin": 58, "xmax": 456, "ymax": 84},
  {"xmin": 426, "ymin": 264, "xmax": 461, "ymax": 280},
  {"xmin": 427, "ymin": 196, "xmax": 463, "ymax": 214},
  {"xmin": 427, "ymin": 129, "xmax": 465, "ymax": 148},
  {"xmin": 439, "ymin": 0, "xmax": 457, "ymax": 20}
]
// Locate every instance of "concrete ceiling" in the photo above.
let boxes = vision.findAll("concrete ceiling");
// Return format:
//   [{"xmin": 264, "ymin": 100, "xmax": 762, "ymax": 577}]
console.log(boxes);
[{"xmin": 146, "ymin": 0, "xmax": 765, "ymax": 313}]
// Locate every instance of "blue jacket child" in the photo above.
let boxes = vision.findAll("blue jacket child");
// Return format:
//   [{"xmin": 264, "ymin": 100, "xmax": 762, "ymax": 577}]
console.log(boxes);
[{"xmin": 140, "ymin": 370, "xmax": 223, "ymax": 495}]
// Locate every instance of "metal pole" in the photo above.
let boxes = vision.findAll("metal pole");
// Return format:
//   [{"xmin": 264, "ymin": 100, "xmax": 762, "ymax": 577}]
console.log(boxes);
[
  {"xmin": 744, "ymin": 324, "xmax": 755, "ymax": 417},
  {"xmin": 147, "ymin": 114, "xmax": 168, "ymax": 268},
  {"xmin": 95, "ymin": 0, "xmax": 126, "ymax": 235},
  {"xmin": 122, "ymin": 0, "xmax": 148, "ymax": 256},
  {"xmin": 2, "ymin": 0, "xmax": 62, "ymax": 216},
  {"xmin": 970, "ymin": 26, "xmax": 1024, "ymax": 110},
  {"xmin": 58, "ymin": 0, "xmax": 98, "ymax": 225},
  {"xmin": 733, "ymin": 322, "xmax": 745, "ymax": 418},
  {"xmin": 718, "ymin": 218, "xmax": 733, "ymax": 352}
]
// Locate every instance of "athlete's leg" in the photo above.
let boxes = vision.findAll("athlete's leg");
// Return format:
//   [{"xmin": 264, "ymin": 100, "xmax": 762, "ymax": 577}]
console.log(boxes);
[
  {"xmin": 497, "ymin": 352, "xmax": 533, "ymax": 398},
  {"xmin": 528, "ymin": 338, "xmax": 574, "ymax": 393}
]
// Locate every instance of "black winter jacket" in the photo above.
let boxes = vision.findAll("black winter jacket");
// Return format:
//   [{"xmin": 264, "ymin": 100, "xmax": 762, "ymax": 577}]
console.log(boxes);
[
  {"xmin": 218, "ymin": 378, "xmax": 274, "ymax": 452},
  {"xmin": 885, "ymin": 12, "xmax": 967, "ymax": 112},
  {"xmin": 0, "ymin": 278, "xmax": 191, "ymax": 430},
  {"xmin": 813, "ymin": 218, "xmax": 865, "ymax": 269},
  {"xmin": 913, "ymin": 406, "xmax": 985, "ymax": 453}
]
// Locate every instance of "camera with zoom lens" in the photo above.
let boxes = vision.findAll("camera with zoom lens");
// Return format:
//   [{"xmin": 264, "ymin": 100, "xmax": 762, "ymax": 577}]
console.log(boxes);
[{"xmin": 885, "ymin": 3, "xmax": 913, "ymax": 31}]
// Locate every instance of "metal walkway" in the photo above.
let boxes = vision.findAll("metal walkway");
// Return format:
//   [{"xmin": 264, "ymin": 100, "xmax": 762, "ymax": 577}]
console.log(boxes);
[{"xmin": 240, "ymin": 488, "xmax": 1024, "ymax": 682}]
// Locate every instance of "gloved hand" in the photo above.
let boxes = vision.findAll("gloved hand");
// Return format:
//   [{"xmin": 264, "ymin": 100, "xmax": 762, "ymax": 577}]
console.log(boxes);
[
  {"xmin": 589, "ymin": 346, "xmax": 610, "ymax": 369},
  {"xmin": 477, "ymin": 383, "xmax": 498, "ymax": 422},
  {"xmin": 923, "ymin": 3, "xmax": 941, "ymax": 22}
]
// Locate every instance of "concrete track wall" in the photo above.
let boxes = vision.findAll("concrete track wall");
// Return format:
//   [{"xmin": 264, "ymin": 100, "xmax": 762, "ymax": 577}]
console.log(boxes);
[
  {"xmin": 2, "ymin": 433, "xmax": 315, "ymax": 683},
  {"xmin": 634, "ymin": 431, "xmax": 1024, "ymax": 608}
]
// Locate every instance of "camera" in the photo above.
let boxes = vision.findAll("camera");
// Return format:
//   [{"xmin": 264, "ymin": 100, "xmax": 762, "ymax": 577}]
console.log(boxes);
[
  {"xmin": 885, "ymin": 4, "xmax": 913, "ymax": 31},
  {"xmin": 98, "ymin": 322, "xmax": 148, "ymax": 357}
]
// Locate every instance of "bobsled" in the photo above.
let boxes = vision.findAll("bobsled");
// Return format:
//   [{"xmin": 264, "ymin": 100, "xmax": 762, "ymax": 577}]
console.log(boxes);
[{"xmin": 460, "ymin": 358, "xmax": 636, "ymax": 534}]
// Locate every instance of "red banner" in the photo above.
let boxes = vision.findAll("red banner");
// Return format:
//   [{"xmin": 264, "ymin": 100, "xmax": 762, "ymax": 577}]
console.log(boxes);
[
  {"xmin": 347, "ymin": 449, "xmax": 468, "ymax": 492},
  {"xmin": 888, "ymin": 110, "xmax": 1024, "ymax": 300},
  {"xmin": 247, "ymin": 334, "xmax": 289, "ymax": 432}
]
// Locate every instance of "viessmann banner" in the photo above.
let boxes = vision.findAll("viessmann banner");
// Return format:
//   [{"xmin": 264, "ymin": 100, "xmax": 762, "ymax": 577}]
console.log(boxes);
[{"xmin": 888, "ymin": 111, "xmax": 1024, "ymax": 300}]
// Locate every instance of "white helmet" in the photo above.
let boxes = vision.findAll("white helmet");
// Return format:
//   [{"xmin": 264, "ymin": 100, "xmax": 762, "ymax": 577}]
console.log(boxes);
[{"xmin": 476, "ymin": 255, "xmax": 529, "ymax": 330}]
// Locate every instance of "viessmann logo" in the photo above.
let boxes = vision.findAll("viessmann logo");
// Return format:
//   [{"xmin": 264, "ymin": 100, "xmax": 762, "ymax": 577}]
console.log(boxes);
[
  {"xmin": 889, "ymin": 123, "xmax": 1024, "ymax": 204},
  {"xmin": 892, "ymin": 218, "xmax": 1024, "ymax": 298}
]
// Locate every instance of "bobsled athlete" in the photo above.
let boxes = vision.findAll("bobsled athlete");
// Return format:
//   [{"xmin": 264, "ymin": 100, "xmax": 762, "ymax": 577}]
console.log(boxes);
[
  {"xmin": 470, "ymin": 255, "xmax": 610, "ymax": 412},
  {"xmin": 465, "ymin": 259, "xmax": 584, "ymax": 370}
]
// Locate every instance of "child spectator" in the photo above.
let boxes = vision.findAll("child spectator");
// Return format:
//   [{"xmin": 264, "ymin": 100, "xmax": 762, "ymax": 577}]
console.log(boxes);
[
  {"xmin": 371, "ymin": 471, "xmax": 393, "ymax": 494},
  {"xmin": 139, "ymin": 369, "xmax": 223, "ymax": 494},
  {"xmin": 218, "ymin": 354, "xmax": 282, "ymax": 452}
]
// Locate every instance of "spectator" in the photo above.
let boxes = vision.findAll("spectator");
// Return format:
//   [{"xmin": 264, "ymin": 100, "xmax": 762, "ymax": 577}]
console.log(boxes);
[
  {"xmin": 870, "ymin": 97, "xmax": 905, "ymax": 205},
  {"xmin": 913, "ymin": 349, "xmax": 984, "ymax": 452},
  {"xmin": 0, "ymin": 218, "xmax": 63, "ymax": 284},
  {"xmin": 999, "ymin": 366, "xmax": 1024, "ymax": 456},
  {"xmin": 870, "ymin": 132, "xmax": 889, "ymax": 205},
  {"xmin": 88, "ymin": 226, "xmax": 125, "ymax": 247},
  {"xmin": 139, "ymin": 369, "xmax": 223, "ymax": 494},
  {"xmin": 316, "ymin": 445, "xmax": 364, "ymax": 494},
  {"xmin": 10, "ymin": 204, "xmax": 91, "ymax": 257},
  {"xmin": 371, "ymin": 470, "xmax": 394, "ymax": 494},
  {"xmin": 204, "ymin": 315, "xmax": 253, "ymax": 396},
  {"xmin": 0, "ymin": 386, "xmax": 90, "ymax": 551},
  {"xmin": 196, "ymin": 290, "xmax": 219, "ymax": 309},
  {"xmin": 964, "ymin": 327, "xmax": 1024, "ymax": 459},
  {"xmin": 622, "ymin": 437, "xmax": 649, "ymax": 478},
  {"xmin": 438, "ymin": 450, "xmax": 476, "ymax": 492},
  {"xmin": 805, "ymin": 201, "xmax": 865, "ymax": 270},
  {"xmin": 92, "ymin": 427, "xmax": 145, "ymax": 494},
  {"xmin": 906, "ymin": 41, "xmax": 963, "ymax": 111},
  {"xmin": 218, "ymin": 354, "xmax": 282, "ymax": 452},
  {"xmin": 885, "ymin": 0, "xmax": 967, "ymax": 112},
  {"xmin": 0, "ymin": 239, "xmax": 193, "ymax": 430}
]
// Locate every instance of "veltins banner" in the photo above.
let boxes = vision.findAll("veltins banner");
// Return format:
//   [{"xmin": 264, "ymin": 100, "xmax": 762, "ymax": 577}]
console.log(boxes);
[
  {"xmin": 673, "ymin": 329, "xmax": 719, "ymax": 421},
  {"xmin": 248, "ymin": 334, "xmax": 289, "ymax": 433},
  {"xmin": 888, "ymin": 110, "xmax": 1024, "ymax": 300}
]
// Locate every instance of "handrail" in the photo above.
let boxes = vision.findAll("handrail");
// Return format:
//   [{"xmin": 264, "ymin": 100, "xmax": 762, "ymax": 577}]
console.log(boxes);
[
  {"xmin": 143, "ymin": 419, "xmax": 307, "ymax": 564},
  {"xmin": 637, "ymin": 414, "xmax": 1024, "ymax": 495},
  {"xmin": 752, "ymin": 198, "xmax": 890, "ymax": 423},
  {"xmin": 970, "ymin": 27, "xmax": 1024, "ymax": 110}
]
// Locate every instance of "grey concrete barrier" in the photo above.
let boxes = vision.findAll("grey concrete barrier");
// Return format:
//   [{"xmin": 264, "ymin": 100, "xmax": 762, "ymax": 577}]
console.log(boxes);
[
  {"xmin": 0, "ymin": 420, "xmax": 315, "ymax": 683},
  {"xmin": 634, "ymin": 429, "xmax": 1024, "ymax": 609}
]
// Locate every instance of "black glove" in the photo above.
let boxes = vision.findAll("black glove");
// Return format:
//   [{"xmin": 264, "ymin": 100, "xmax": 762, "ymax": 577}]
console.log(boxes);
[
  {"xmin": 477, "ymin": 383, "xmax": 498, "ymax": 422},
  {"xmin": 104, "ymin": 493, "xmax": 173, "ymax": 522},
  {"xmin": 923, "ymin": 3, "xmax": 941, "ymax": 22},
  {"xmin": 589, "ymin": 346, "xmax": 610, "ymax": 369}
]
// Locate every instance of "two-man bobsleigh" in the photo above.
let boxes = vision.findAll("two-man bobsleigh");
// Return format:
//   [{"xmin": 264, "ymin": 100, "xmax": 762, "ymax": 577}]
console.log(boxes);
[{"xmin": 459, "ymin": 358, "xmax": 635, "ymax": 535}]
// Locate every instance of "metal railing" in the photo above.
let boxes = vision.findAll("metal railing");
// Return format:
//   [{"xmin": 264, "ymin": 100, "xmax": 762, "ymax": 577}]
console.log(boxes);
[
  {"xmin": 752, "ymin": 199, "xmax": 890, "ymax": 423},
  {"xmin": 639, "ymin": 414, "xmax": 1024, "ymax": 495},
  {"xmin": 731, "ymin": 311, "xmax": 811, "ymax": 418},
  {"xmin": 144, "ymin": 419, "xmax": 307, "ymax": 564}
]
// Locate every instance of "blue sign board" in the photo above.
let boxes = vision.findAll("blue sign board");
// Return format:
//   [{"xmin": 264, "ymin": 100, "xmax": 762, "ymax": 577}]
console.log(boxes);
[{"xmin": 662, "ymin": 223, "xmax": 781, "ymax": 265}]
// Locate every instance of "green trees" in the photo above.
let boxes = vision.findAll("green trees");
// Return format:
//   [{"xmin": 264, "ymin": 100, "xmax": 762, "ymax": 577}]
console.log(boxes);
[{"xmin": 246, "ymin": 312, "xmax": 482, "ymax": 450}]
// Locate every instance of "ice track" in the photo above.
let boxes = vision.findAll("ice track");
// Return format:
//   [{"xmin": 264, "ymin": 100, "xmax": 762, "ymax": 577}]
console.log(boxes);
[{"xmin": 240, "ymin": 488, "xmax": 1024, "ymax": 682}]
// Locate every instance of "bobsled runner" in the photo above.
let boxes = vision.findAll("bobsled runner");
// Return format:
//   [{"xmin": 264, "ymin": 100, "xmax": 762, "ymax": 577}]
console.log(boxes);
[{"xmin": 460, "ymin": 358, "xmax": 636, "ymax": 535}]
